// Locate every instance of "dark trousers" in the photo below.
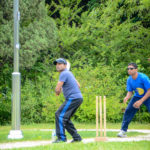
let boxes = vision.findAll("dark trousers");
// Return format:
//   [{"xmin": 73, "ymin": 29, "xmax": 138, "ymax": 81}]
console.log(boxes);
[
  {"xmin": 55, "ymin": 98, "xmax": 83, "ymax": 141},
  {"xmin": 121, "ymin": 96, "xmax": 150, "ymax": 132}
]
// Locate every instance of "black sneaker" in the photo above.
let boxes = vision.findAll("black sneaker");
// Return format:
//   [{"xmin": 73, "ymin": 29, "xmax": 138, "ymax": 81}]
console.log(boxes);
[
  {"xmin": 71, "ymin": 138, "xmax": 82, "ymax": 143},
  {"xmin": 52, "ymin": 138, "xmax": 66, "ymax": 143}
]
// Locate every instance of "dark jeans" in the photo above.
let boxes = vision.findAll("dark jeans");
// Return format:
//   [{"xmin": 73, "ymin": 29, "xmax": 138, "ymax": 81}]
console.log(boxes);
[{"xmin": 121, "ymin": 96, "xmax": 150, "ymax": 132}]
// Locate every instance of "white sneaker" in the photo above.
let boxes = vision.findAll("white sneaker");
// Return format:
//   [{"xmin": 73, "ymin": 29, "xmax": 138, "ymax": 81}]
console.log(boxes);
[{"xmin": 117, "ymin": 130, "xmax": 127, "ymax": 137}]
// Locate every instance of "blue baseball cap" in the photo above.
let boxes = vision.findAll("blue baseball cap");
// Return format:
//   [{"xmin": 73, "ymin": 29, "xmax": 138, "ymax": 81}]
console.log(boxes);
[{"xmin": 53, "ymin": 58, "xmax": 67, "ymax": 65}]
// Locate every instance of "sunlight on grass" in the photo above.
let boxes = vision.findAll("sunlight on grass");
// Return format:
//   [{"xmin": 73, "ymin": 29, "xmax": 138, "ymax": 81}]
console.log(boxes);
[
  {"xmin": 11, "ymin": 141, "xmax": 150, "ymax": 150},
  {"xmin": 0, "ymin": 122, "xmax": 150, "ymax": 150},
  {"xmin": 1, "ymin": 122, "xmax": 150, "ymax": 130},
  {"xmin": 0, "ymin": 130, "xmax": 147, "ymax": 143},
  {"xmin": 0, "ymin": 122, "xmax": 149, "ymax": 143}
]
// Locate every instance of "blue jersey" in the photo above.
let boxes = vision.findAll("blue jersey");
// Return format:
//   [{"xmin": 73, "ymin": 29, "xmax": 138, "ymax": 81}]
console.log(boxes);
[
  {"xmin": 59, "ymin": 69, "xmax": 82, "ymax": 100},
  {"xmin": 127, "ymin": 72, "xmax": 150, "ymax": 97}
]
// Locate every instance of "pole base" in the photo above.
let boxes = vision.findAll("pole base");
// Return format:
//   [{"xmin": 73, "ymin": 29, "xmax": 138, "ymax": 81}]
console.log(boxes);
[
  {"xmin": 8, "ymin": 130, "xmax": 23, "ymax": 139},
  {"xmin": 95, "ymin": 137, "xmax": 107, "ymax": 141}
]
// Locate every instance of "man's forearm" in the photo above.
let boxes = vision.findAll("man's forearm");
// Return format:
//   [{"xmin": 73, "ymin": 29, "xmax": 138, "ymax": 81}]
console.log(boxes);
[
  {"xmin": 140, "ymin": 89, "xmax": 150, "ymax": 103},
  {"xmin": 76, "ymin": 80, "xmax": 80, "ymax": 88},
  {"xmin": 133, "ymin": 89, "xmax": 150, "ymax": 108},
  {"xmin": 126, "ymin": 92, "xmax": 133, "ymax": 99},
  {"xmin": 55, "ymin": 81, "xmax": 64, "ymax": 96}
]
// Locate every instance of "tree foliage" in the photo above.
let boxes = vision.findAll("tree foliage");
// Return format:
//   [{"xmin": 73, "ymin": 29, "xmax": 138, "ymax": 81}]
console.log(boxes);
[
  {"xmin": 0, "ymin": 0, "xmax": 150, "ymax": 124},
  {"xmin": 0, "ymin": 0, "xmax": 58, "ymax": 124},
  {"xmin": 0, "ymin": 0, "xmax": 58, "ymax": 69}
]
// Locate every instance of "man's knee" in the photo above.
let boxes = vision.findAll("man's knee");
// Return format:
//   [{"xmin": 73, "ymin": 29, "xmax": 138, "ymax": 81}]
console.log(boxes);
[{"xmin": 125, "ymin": 105, "xmax": 138, "ymax": 114}]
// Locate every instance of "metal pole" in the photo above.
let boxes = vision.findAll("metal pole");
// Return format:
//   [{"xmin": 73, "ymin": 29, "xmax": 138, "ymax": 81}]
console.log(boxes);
[{"xmin": 8, "ymin": 0, "xmax": 23, "ymax": 139}]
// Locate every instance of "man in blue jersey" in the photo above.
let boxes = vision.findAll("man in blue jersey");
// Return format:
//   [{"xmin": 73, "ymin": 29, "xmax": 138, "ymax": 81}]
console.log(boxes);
[
  {"xmin": 53, "ymin": 58, "xmax": 83, "ymax": 143},
  {"xmin": 117, "ymin": 63, "xmax": 150, "ymax": 137}
]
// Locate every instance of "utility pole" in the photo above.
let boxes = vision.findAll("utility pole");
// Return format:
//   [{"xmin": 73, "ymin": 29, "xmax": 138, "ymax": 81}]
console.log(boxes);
[{"xmin": 8, "ymin": 0, "xmax": 23, "ymax": 139}]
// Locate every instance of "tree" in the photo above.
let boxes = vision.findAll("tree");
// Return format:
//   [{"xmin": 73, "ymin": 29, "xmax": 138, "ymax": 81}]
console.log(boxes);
[
  {"xmin": 47, "ymin": 0, "xmax": 150, "ymax": 69},
  {"xmin": 0, "ymin": 0, "xmax": 58, "ymax": 69},
  {"xmin": 0, "ymin": 0, "xmax": 58, "ymax": 124}
]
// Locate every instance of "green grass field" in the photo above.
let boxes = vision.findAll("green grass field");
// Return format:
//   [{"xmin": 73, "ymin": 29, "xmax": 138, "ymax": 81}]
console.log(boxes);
[
  {"xmin": 0, "ymin": 130, "xmax": 146, "ymax": 143},
  {"xmin": 0, "ymin": 122, "xmax": 150, "ymax": 150},
  {"xmin": 11, "ymin": 141, "xmax": 150, "ymax": 150},
  {"xmin": 1, "ymin": 122, "xmax": 150, "ymax": 130}
]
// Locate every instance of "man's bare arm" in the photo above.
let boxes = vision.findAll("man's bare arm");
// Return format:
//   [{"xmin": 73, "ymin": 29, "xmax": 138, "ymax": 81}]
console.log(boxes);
[
  {"xmin": 123, "ymin": 91, "xmax": 133, "ymax": 103},
  {"xmin": 133, "ymin": 89, "xmax": 150, "ymax": 108},
  {"xmin": 55, "ymin": 81, "xmax": 64, "ymax": 96},
  {"xmin": 76, "ymin": 80, "xmax": 80, "ymax": 88}
]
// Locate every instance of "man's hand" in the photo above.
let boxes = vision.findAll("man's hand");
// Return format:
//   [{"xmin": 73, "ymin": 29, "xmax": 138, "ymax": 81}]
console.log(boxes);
[
  {"xmin": 133, "ymin": 89, "xmax": 150, "ymax": 108},
  {"xmin": 133, "ymin": 100, "xmax": 143, "ymax": 109},
  {"xmin": 123, "ymin": 97, "xmax": 129, "ymax": 103}
]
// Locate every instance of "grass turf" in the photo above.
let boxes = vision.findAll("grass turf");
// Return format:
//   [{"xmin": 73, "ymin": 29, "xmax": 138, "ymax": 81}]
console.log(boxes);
[
  {"xmin": 1, "ymin": 122, "xmax": 150, "ymax": 130},
  {"xmin": 10, "ymin": 141, "xmax": 150, "ymax": 150},
  {"xmin": 0, "ymin": 122, "xmax": 149, "ymax": 143},
  {"xmin": 0, "ymin": 130, "xmax": 147, "ymax": 143}
]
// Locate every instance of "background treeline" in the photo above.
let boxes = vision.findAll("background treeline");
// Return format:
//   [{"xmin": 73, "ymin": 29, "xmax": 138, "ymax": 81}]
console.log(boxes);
[{"xmin": 0, "ymin": 0, "xmax": 150, "ymax": 125}]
